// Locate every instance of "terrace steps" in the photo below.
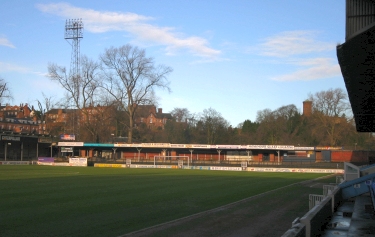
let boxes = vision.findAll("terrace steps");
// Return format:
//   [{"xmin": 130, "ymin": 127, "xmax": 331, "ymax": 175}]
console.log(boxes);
[{"xmin": 322, "ymin": 194, "xmax": 375, "ymax": 237}]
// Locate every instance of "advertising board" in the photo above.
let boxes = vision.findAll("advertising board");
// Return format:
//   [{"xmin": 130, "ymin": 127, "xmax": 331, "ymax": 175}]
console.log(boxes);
[
  {"xmin": 61, "ymin": 147, "xmax": 73, "ymax": 152},
  {"xmin": 115, "ymin": 144, "xmax": 137, "ymax": 147},
  {"xmin": 38, "ymin": 157, "xmax": 54, "ymax": 163},
  {"xmin": 1, "ymin": 136, "xmax": 21, "ymax": 141},
  {"xmin": 142, "ymin": 143, "xmax": 170, "ymax": 148},
  {"xmin": 315, "ymin": 147, "xmax": 343, "ymax": 150},
  {"xmin": 247, "ymin": 167, "xmax": 344, "ymax": 173},
  {"xmin": 58, "ymin": 142, "xmax": 84, "ymax": 147},
  {"xmin": 215, "ymin": 145, "xmax": 242, "ymax": 149},
  {"xmin": 60, "ymin": 134, "xmax": 75, "ymax": 140},
  {"xmin": 186, "ymin": 166, "xmax": 210, "ymax": 170},
  {"xmin": 0, "ymin": 161, "xmax": 30, "ymax": 165},
  {"xmin": 37, "ymin": 162, "xmax": 54, "ymax": 166},
  {"xmin": 246, "ymin": 145, "xmax": 295, "ymax": 150},
  {"xmin": 130, "ymin": 164, "xmax": 155, "ymax": 168},
  {"xmin": 94, "ymin": 163, "xmax": 126, "ymax": 168},
  {"xmin": 54, "ymin": 163, "xmax": 70, "ymax": 166},
  {"xmin": 190, "ymin": 144, "xmax": 211, "ymax": 149},
  {"xmin": 210, "ymin": 166, "xmax": 242, "ymax": 171},
  {"xmin": 170, "ymin": 144, "xmax": 186, "ymax": 148},
  {"xmin": 69, "ymin": 158, "xmax": 87, "ymax": 166}
]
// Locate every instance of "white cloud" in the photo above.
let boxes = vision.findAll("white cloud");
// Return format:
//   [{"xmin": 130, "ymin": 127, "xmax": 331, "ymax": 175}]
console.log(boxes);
[
  {"xmin": 0, "ymin": 62, "xmax": 29, "ymax": 73},
  {"xmin": 36, "ymin": 3, "xmax": 220, "ymax": 60},
  {"xmin": 272, "ymin": 58, "xmax": 341, "ymax": 81},
  {"xmin": 260, "ymin": 31, "xmax": 334, "ymax": 57},
  {"xmin": 0, "ymin": 61, "xmax": 46, "ymax": 76},
  {"xmin": 0, "ymin": 37, "xmax": 15, "ymax": 48},
  {"xmin": 256, "ymin": 31, "xmax": 340, "ymax": 81}
]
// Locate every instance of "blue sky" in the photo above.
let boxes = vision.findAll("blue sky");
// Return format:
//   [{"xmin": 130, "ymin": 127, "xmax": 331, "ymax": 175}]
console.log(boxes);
[{"xmin": 0, "ymin": 1, "xmax": 346, "ymax": 127}]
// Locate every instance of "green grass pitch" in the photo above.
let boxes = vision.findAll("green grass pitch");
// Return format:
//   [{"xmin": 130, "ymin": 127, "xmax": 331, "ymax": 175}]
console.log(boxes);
[{"xmin": 0, "ymin": 166, "xmax": 328, "ymax": 237}]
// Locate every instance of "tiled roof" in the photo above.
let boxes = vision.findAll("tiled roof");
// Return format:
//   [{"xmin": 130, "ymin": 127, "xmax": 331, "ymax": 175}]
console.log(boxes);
[
  {"xmin": 154, "ymin": 113, "xmax": 172, "ymax": 119},
  {"xmin": 45, "ymin": 109, "xmax": 77, "ymax": 114}
]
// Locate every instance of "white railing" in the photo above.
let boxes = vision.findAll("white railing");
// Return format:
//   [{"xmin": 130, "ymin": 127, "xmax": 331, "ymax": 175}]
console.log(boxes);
[
  {"xmin": 323, "ymin": 185, "xmax": 337, "ymax": 197},
  {"xmin": 309, "ymin": 194, "xmax": 324, "ymax": 210}
]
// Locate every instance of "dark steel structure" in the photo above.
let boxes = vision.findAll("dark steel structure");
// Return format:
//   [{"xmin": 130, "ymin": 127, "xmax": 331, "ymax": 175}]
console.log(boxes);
[
  {"xmin": 65, "ymin": 19, "xmax": 83, "ymax": 80},
  {"xmin": 337, "ymin": 0, "xmax": 375, "ymax": 131}
]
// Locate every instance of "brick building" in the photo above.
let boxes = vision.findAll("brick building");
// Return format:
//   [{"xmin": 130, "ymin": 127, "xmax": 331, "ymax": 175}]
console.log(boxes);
[
  {"xmin": 0, "ymin": 103, "xmax": 52, "ymax": 160},
  {"xmin": 134, "ymin": 105, "xmax": 172, "ymax": 129},
  {"xmin": 44, "ymin": 108, "xmax": 77, "ymax": 135},
  {"xmin": 45, "ymin": 105, "xmax": 116, "ymax": 139},
  {"xmin": 0, "ymin": 103, "xmax": 46, "ymax": 135},
  {"xmin": 43, "ymin": 104, "xmax": 171, "ymax": 141},
  {"xmin": 0, "ymin": 102, "xmax": 172, "ymax": 143}
]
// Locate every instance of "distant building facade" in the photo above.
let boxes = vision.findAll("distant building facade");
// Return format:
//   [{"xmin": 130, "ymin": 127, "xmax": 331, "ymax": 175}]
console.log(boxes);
[
  {"xmin": 134, "ymin": 105, "xmax": 172, "ymax": 129},
  {"xmin": 44, "ymin": 105, "xmax": 116, "ymax": 138},
  {"xmin": 42, "ymin": 104, "xmax": 172, "ymax": 141},
  {"xmin": 44, "ymin": 108, "xmax": 76, "ymax": 135},
  {"xmin": 0, "ymin": 103, "xmax": 46, "ymax": 135}
]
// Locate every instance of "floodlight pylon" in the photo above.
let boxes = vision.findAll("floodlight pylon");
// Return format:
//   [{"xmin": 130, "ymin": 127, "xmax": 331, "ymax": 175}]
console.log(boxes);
[{"xmin": 65, "ymin": 19, "xmax": 83, "ymax": 81}]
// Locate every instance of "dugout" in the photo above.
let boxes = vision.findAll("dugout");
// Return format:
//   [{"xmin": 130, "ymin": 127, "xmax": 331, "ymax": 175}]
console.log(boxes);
[{"xmin": 0, "ymin": 134, "xmax": 54, "ymax": 160}]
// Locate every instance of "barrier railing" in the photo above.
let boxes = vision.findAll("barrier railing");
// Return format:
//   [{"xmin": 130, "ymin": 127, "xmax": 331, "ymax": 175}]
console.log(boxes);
[{"xmin": 308, "ymin": 194, "xmax": 324, "ymax": 210}]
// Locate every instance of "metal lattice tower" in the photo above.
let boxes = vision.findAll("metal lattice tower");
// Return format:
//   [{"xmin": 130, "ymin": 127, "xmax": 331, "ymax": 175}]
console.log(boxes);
[
  {"xmin": 64, "ymin": 19, "xmax": 83, "ymax": 138},
  {"xmin": 65, "ymin": 19, "xmax": 83, "ymax": 80}
]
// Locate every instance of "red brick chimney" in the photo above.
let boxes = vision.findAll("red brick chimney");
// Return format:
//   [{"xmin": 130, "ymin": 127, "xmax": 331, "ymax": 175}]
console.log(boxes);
[
  {"xmin": 303, "ymin": 100, "xmax": 312, "ymax": 117},
  {"xmin": 158, "ymin": 108, "xmax": 162, "ymax": 114}
]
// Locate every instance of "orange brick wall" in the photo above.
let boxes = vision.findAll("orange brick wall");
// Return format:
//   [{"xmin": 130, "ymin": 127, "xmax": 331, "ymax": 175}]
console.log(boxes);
[
  {"xmin": 331, "ymin": 151, "xmax": 375, "ymax": 163},
  {"xmin": 270, "ymin": 153, "xmax": 275, "ymax": 162}
]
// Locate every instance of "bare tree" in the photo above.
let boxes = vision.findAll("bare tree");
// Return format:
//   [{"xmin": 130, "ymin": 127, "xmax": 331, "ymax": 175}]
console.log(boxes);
[
  {"xmin": 36, "ymin": 92, "xmax": 55, "ymax": 121},
  {"xmin": 48, "ymin": 55, "xmax": 100, "ymax": 109},
  {"xmin": 100, "ymin": 44, "xmax": 172, "ymax": 143},
  {"xmin": 47, "ymin": 55, "xmax": 102, "ymax": 140},
  {"xmin": 255, "ymin": 109, "xmax": 280, "ymax": 144},
  {"xmin": 171, "ymin": 108, "xmax": 191, "ymax": 122},
  {"xmin": 256, "ymin": 108, "xmax": 273, "ymax": 123},
  {"xmin": 274, "ymin": 104, "xmax": 302, "ymax": 142},
  {"xmin": 0, "ymin": 77, "xmax": 13, "ymax": 103},
  {"xmin": 308, "ymin": 88, "xmax": 351, "ymax": 146},
  {"xmin": 308, "ymin": 88, "xmax": 350, "ymax": 117},
  {"xmin": 200, "ymin": 108, "xmax": 229, "ymax": 144}
]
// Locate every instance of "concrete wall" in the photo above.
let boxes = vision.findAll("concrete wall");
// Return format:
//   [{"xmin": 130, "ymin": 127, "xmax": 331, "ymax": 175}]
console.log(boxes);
[
  {"xmin": 282, "ymin": 186, "xmax": 342, "ymax": 237},
  {"xmin": 281, "ymin": 220, "xmax": 306, "ymax": 237}
]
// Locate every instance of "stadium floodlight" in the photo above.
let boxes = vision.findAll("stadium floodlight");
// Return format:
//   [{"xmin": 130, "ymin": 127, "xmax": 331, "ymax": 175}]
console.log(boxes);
[{"xmin": 65, "ymin": 18, "xmax": 83, "ymax": 83}]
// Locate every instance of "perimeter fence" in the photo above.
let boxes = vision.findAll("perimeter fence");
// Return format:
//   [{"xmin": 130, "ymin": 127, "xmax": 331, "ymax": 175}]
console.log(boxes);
[{"xmin": 80, "ymin": 157, "xmax": 346, "ymax": 169}]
